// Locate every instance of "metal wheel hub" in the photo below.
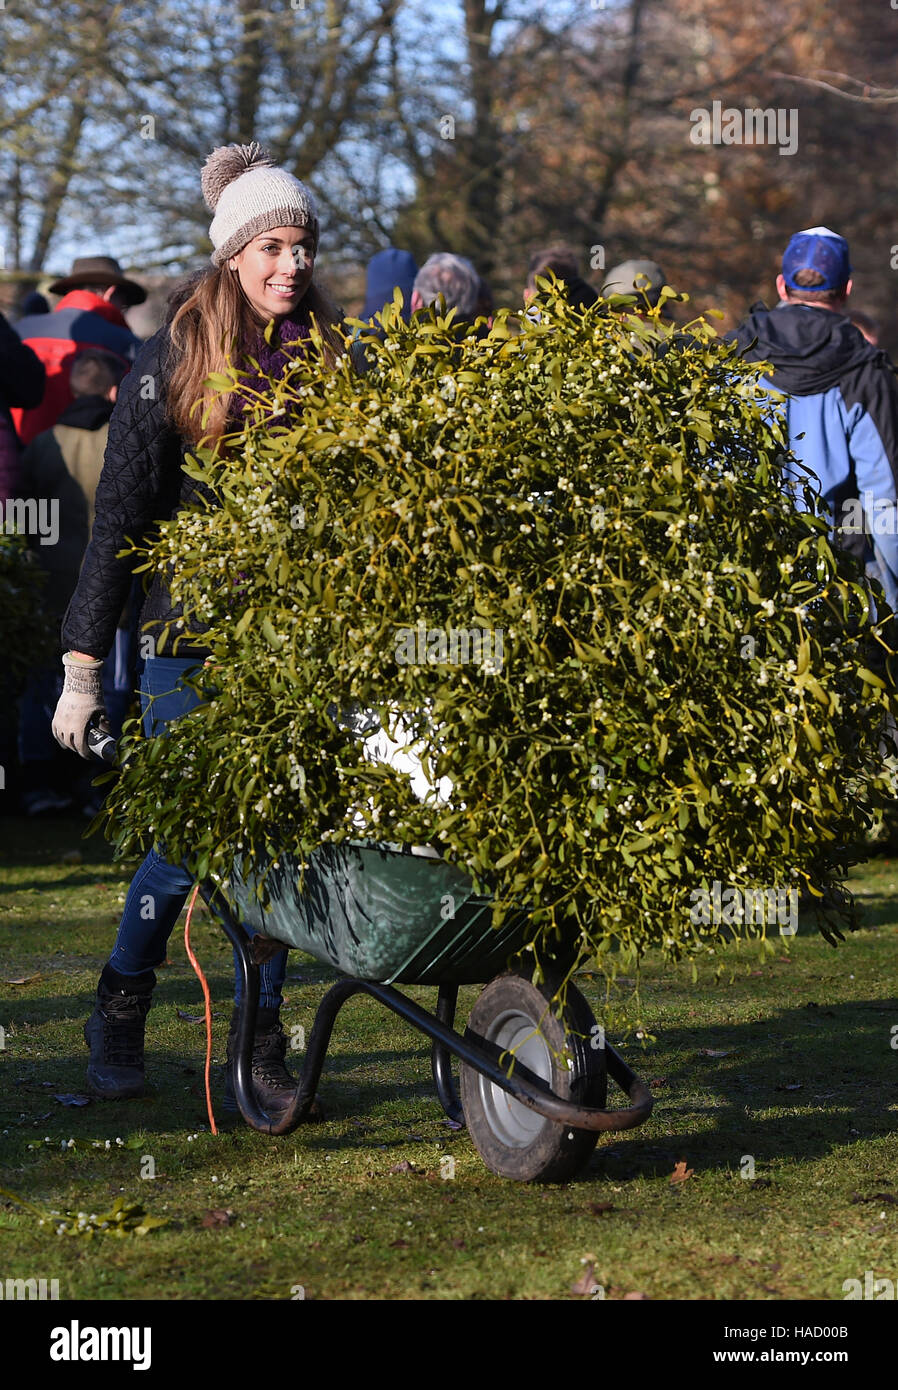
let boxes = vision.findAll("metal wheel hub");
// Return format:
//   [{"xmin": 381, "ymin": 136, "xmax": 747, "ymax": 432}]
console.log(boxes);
[{"xmin": 476, "ymin": 1008, "xmax": 553, "ymax": 1147}]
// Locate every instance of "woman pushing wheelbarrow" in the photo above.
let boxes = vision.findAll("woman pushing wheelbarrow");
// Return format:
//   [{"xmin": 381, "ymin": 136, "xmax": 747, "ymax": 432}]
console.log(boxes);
[
  {"xmin": 52, "ymin": 143, "xmax": 345, "ymax": 1118},
  {"xmin": 56, "ymin": 141, "xmax": 898, "ymax": 1180}
]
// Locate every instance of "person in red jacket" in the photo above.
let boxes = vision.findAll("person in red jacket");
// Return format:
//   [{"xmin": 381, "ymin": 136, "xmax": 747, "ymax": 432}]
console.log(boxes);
[{"xmin": 11, "ymin": 256, "xmax": 145, "ymax": 446}]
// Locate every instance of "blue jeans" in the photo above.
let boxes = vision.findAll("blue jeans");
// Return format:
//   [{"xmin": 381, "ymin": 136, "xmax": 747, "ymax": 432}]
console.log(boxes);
[{"xmin": 106, "ymin": 656, "xmax": 287, "ymax": 1009}]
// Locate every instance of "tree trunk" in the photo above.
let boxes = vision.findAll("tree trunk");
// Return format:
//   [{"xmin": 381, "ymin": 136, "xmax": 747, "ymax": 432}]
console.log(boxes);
[
  {"xmin": 462, "ymin": 0, "xmax": 502, "ymax": 277},
  {"xmin": 27, "ymin": 83, "xmax": 89, "ymax": 272},
  {"xmin": 234, "ymin": 0, "xmax": 264, "ymax": 142},
  {"xmin": 11, "ymin": 156, "xmax": 23, "ymax": 272}
]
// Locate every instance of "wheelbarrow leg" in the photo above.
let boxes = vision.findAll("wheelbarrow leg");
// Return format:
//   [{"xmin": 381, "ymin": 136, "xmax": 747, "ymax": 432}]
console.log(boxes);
[
  {"xmin": 431, "ymin": 985, "xmax": 464, "ymax": 1125},
  {"xmin": 200, "ymin": 882, "xmax": 262, "ymax": 1126},
  {"xmin": 200, "ymin": 879, "xmax": 338, "ymax": 1135}
]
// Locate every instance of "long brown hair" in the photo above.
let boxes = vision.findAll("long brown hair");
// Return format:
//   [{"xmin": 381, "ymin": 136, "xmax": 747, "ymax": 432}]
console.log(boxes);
[{"xmin": 167, "ymin": 263, "xmax": 345, "ymax": 444}]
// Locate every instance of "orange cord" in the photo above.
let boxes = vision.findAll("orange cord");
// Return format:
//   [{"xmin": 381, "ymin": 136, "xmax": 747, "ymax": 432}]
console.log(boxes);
[{"xmin": 183, "ymin": 883, "xmax": 218, "ymax": 1136}]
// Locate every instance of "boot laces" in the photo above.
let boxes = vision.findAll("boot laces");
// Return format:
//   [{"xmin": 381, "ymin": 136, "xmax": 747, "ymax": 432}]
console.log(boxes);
[
  {"xmin": 250, "ymin": 1026, "xmax": 295, "ymax": 1091},
  {"xmin": 98, "ymin": 993, "xmax": 150, "ymax": 1068}
]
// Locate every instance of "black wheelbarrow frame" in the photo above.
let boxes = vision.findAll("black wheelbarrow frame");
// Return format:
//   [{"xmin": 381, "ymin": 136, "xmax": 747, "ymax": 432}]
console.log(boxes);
[{"xmin": 201, "ymin": 878, "xmax": 653, "ymax": 1147}]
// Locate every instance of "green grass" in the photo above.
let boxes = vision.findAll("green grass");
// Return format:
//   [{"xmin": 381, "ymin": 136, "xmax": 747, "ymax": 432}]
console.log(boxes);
[{"xmin": 1, "ymin": 815, "xmax": 897, "ymax": 1301}]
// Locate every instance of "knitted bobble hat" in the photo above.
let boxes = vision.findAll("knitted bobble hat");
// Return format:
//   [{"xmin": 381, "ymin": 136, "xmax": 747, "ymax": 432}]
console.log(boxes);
[{"xmin": 201, "ymin": 141, "xmax": 319, "ymax": 266}]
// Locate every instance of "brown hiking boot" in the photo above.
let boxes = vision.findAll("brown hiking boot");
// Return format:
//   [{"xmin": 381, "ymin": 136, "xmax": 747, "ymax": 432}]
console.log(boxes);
[{"xmin": 224, "ymin": 1006, "xmax": 323, "ymax": 1119}]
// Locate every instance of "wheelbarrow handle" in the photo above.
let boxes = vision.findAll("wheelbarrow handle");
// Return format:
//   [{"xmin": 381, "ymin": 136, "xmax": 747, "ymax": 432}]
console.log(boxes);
[{"xmin": 322, "ymin": 981, "xmax": 654, "ymax": 1136}]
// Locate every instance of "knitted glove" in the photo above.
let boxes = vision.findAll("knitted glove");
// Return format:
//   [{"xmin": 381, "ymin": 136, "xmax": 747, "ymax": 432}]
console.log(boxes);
[{"xmin": 52, "ymin": 653, "xmax": 108, "ymax": 760}]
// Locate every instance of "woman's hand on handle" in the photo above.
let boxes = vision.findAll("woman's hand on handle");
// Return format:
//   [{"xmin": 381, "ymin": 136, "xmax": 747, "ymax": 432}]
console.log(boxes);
[{"xmin": 52, "ymin": 652, "xmax": 108, "ymax": 759}]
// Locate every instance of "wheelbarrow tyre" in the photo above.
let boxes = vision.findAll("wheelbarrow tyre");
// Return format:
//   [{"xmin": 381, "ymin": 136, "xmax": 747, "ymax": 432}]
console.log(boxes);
[{"xmin": 459, "ymin": 972, "xmax": 606, "ymax": 1183}]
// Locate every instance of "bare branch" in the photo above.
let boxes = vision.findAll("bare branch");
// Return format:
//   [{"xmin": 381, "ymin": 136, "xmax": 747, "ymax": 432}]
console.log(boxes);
[{"xmin": 769, "ymin": 69, "xmax": 898, "ymax": 104}]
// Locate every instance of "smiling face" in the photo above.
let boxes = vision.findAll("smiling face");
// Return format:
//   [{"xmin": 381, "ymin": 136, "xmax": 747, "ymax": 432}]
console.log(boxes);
[{"xmin": 229, "ymin": 226, "xmax": 316, "ymax": 321}]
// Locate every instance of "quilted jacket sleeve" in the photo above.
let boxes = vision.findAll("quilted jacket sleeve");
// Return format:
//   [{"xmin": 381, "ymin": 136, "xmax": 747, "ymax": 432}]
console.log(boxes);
[{"xmin": 62, "ymin": 328, "xmax": 182, "ymax": 659}]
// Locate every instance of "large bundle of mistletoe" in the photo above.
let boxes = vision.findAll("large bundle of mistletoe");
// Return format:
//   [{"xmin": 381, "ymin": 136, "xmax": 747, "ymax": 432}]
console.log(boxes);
[{"xmin": 103, "ymin": 288, "xmax": 896, "ymax": 974}]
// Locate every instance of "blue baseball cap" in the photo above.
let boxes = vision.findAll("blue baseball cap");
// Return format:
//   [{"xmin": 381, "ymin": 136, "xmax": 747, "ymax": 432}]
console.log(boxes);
[{"xmin": 782, "ymin": 226, "xmax": 852, "ymax": 291}]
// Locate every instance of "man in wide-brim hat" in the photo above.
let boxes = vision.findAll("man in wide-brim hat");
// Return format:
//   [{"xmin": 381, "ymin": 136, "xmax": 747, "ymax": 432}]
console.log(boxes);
[{"xmin": 11, "ymin": 256, "xmax": 145, "ymax": 447}]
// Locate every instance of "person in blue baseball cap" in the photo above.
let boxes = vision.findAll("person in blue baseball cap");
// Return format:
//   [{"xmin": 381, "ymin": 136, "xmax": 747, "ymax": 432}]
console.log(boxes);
[
  {"xmin": 731, "ymin": 225, "xmax": 898, "ymax": 627},
  {"xmin": 777, "ymin": 225, "xmax": 853, "ymax": 301}
]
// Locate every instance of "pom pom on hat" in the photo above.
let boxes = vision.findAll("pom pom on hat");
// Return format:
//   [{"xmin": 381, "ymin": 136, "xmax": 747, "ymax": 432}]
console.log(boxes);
[{"xmin": 201, "ymin": 142, "xmax": 276, "ymax": 212}]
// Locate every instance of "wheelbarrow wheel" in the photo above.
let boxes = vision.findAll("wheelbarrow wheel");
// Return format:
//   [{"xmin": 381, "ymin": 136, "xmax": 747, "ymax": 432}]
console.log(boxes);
[{"xmin": 459, "ymin": 972, "xmax": 606, "ymax": 1183}]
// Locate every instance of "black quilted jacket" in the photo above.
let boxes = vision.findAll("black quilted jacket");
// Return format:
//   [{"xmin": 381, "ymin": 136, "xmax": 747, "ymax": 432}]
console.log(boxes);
[{"xmin": 62, "ymin": 326, "xmax": 216, "ymax": 661}]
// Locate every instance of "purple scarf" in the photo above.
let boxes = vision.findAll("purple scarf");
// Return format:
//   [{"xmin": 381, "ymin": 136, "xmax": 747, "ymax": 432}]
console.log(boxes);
[{"xmin": 228, "ymin": 317, "xmax": 313, "ymax": 427}]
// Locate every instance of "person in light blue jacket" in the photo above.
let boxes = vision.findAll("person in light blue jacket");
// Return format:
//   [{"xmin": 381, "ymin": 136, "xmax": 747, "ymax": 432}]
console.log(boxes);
[{"xmin": 731, "ymin": 226, "xmax": 898, "ymax": 614}]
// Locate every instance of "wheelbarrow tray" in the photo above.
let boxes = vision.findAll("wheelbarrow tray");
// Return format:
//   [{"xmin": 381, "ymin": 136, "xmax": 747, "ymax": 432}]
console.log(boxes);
[{"xmin": 227, "ymin": 840, "xmax": 568, "ymax": 986}]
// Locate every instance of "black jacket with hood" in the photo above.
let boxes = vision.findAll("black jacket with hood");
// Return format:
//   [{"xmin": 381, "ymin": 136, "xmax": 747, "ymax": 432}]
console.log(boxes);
[{"xmin": 729, "ymin": 301, "xmax": 898, "ymax": 590}]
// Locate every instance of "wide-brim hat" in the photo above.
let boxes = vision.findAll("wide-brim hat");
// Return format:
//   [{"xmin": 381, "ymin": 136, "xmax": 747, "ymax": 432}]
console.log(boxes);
[{"xmin": 47, "ymin": 256, "xmax": 147, "ymax": 306}]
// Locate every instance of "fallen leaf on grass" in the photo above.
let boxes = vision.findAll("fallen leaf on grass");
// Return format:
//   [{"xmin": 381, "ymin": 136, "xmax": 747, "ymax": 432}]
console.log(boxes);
[
  {"xmin": 1, "ymin": 974, "xmax": 40, "ymax": 986},
  {"xmin": 670, "ymin": 1161, "xmax": 694, "ymax": 1185},
  {"xmin": 201, "ymin": 1209, "xmax": 234, "ymax": 1229},
  {"xmin": 587, "ymin": 1201, "xmax": 615, "ymax": 1215},
  {"xmin": 570, "ymin": 1263, "xmax": 597, "ymax": 1297},
  {"xmin": 53, "ymin": 1093, "xmax": 91, "ymax": 1107},
  {"xmin": 451, "ymin": 1238, "xmax": 466, "ymax": 1249},
  {"xmin": 623, "ymin": 1291, "xmax": 650, "ymax": 1300},
  {"xmin": 389, "ymin": 1238, "xmax": 410, "ymax": 1248},
  {"xmin": 698, "ymin": 1048, "xmax": 733, "ymax": 1058},
  {"xmin": 748, "ymin": 1179, "xmax": 772, "ymax": 1190},
  {"xmin": 389, "ymin": 1160, "xmax": 417, "ymax": 1175},
  {"xmin": 649, "ymin": 1077, "xmax": 668, "ymax": 1088}
]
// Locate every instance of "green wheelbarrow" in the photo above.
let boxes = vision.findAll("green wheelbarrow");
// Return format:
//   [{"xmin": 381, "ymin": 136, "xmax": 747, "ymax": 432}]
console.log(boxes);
[{"xmin": 200, "ymin": 841, "xmax": 653, "ymax": 1183}]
